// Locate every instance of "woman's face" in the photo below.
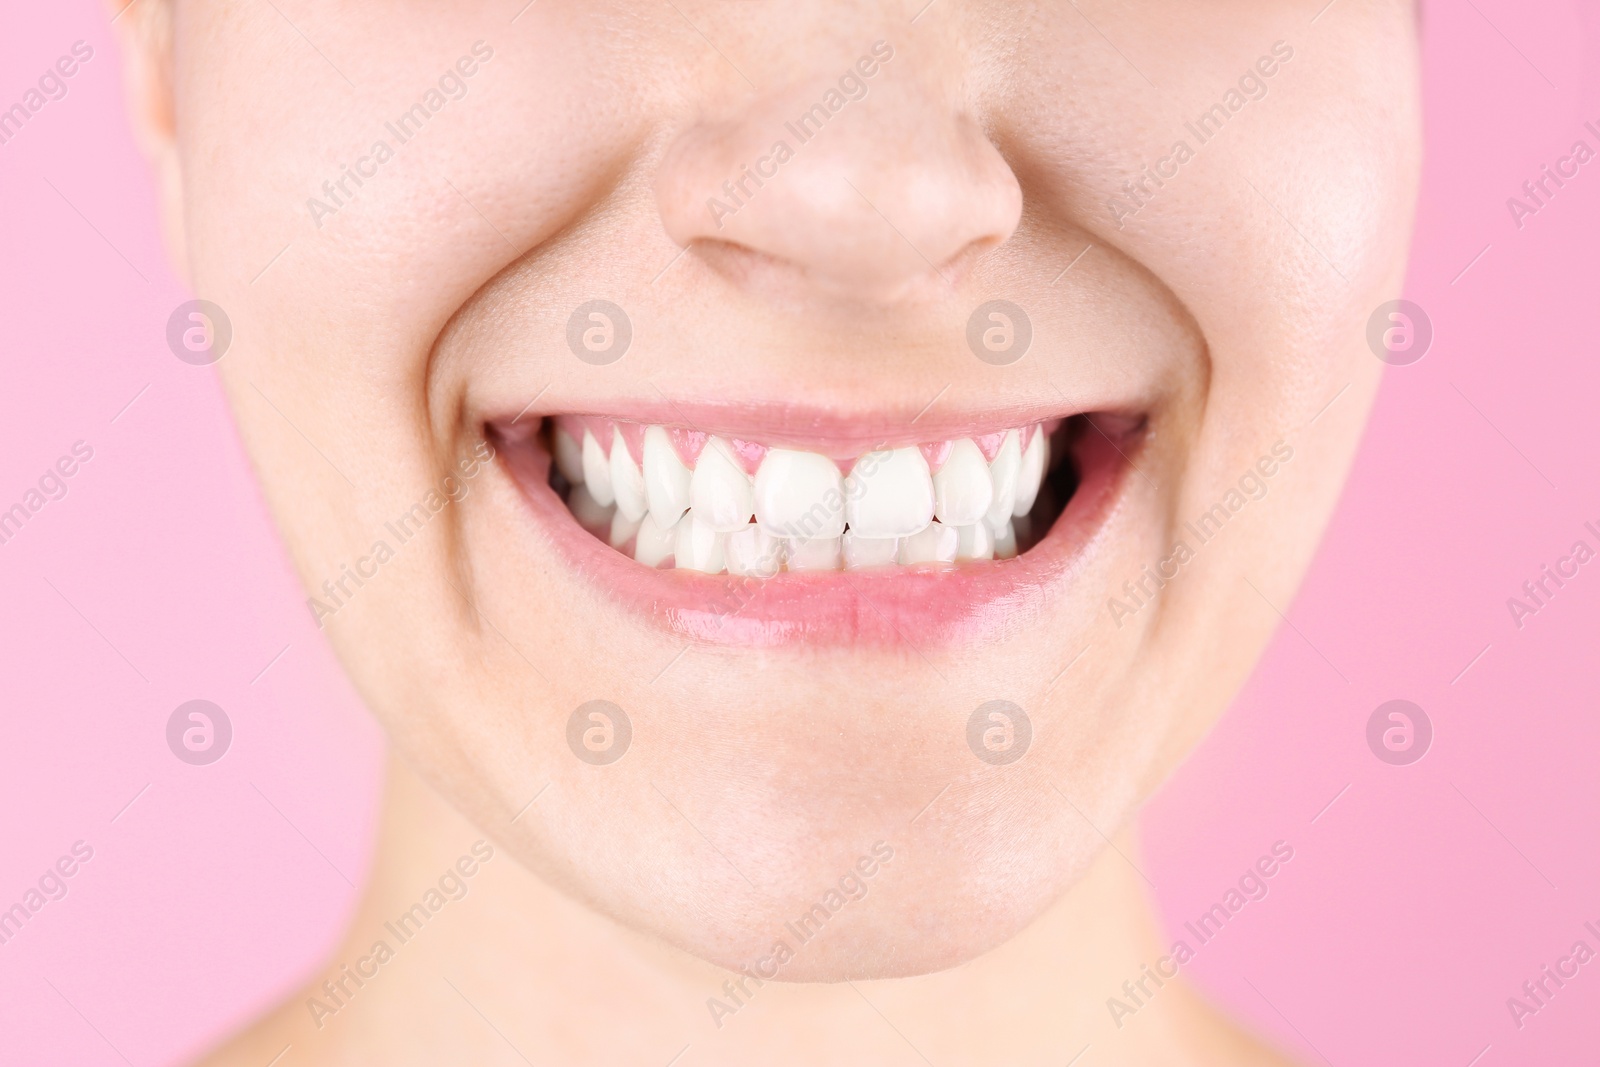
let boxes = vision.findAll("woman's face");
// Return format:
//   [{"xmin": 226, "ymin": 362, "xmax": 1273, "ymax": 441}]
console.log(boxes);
[{"xmin": 141, "ymin": 0, "xmax": 1418, "ymax": 978}]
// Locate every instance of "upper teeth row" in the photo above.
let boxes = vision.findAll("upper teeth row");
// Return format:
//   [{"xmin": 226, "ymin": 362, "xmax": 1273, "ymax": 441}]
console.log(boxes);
[{"xmin": 552, "ymin": 420, "xmax": 1049, "ymax": 574}]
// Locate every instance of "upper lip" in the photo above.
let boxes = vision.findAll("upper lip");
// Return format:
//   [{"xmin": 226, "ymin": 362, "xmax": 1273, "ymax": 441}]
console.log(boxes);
[{"xmin": 486, "ymin": 395, "xmax": 1149, "ymax": 458}]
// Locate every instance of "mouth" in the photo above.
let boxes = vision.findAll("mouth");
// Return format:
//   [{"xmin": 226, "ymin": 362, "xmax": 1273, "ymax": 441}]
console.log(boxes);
[{"xmin": 492, "ymin": 403, "xmax": 1143, "ymax": 647}]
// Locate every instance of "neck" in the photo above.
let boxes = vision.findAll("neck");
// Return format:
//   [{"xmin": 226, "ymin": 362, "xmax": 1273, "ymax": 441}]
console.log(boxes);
[{"xmin": 222, "ymin": 751, "xmax": 1287, "ymax": 1066}]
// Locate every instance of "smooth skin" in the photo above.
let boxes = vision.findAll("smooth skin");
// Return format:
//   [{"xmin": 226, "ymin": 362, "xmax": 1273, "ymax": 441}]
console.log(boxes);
[{"xmin": 114, "ymin": 1, "xmax": 1420, "ymax": 1063}]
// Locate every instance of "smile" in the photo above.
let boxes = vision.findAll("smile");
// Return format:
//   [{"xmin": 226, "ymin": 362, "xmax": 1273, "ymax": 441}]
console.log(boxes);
[
  {"xmin": 550, "ymin": 415, "xmax": 1058, "ymax": 573},
  {"xmin": 492, "ymin": 405, "xmax": 1144, "ymax": 646}
]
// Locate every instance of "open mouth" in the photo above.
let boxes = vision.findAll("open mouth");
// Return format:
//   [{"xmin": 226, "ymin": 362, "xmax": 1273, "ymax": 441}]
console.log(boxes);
[
  {"xmin": 542, "ymin": 416, "xmax": 1073, "ymax": 572},
  {"xmin": 491, "ymin": 405, "xmax": 1142, "ymax": 646}
]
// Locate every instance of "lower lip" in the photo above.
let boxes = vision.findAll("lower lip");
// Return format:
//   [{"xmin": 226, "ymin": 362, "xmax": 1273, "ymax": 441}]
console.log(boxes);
[{"xmin": 496, "ymin": 428, "xmax": 1131, "ymax": 648}]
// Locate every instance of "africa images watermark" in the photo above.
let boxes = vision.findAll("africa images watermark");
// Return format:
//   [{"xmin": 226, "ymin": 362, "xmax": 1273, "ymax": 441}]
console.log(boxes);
[
  {"xmin": 1505, "ymin": 917, "xmax": 1600, "ymax": 1032},
  {"xmin": 704, "ymin": 40, "xmax": 896, "ymax": 230},
  {"xmin": 0, "ymin": 840, "xmax": 95, "ymax": 950},
  {"xmin": 306, "ymin": 41, "xmax": 496, "ymax": 228},
  {"xmin": 1504, "ymin": 117, "xmax": 1600, "ymax": 231},
  {"xmin": 705, "ymin": 840, "xmax": 896, "ymax": 1029},
  {"xmin": 1106, "ymin": 40, "xmax": 1295, "ymax": 230},
  {"xmin": 1504, "ymin": 518, "xmax": 1600, "ymax": 630},
  {"xmin": 0, "ymin": 439, "xmax": 94, "ymax": 549},
  {"xmin": 1107, "ymin": 439, "xmax": 1294, "ymax": 628},
  {"xmin": 306, "ymin": 440, "xmax": 494, "ymax": 627},
  {"xmin": 1106, "ymin": 840, "xmax": 1295, "ymax": 1029},
  {"xmin": 305, "ymin": 840, "xmax": 495, "ymax": 1029},
  {"xmin": 0, "ymin": 39, "xmax": 95, "ymax": 148}
]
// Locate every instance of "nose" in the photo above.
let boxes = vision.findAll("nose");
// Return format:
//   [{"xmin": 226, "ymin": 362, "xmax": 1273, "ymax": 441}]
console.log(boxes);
[{"xmin": 654, "ymin": 58, "xmax": 1022, "ymax": 302}]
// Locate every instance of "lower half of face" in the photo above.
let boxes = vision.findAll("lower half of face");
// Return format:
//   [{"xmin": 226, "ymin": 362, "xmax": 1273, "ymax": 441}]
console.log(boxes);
[{"xmin": 164, "ymin": 0, "xmax": 1419, "ymax": 977}]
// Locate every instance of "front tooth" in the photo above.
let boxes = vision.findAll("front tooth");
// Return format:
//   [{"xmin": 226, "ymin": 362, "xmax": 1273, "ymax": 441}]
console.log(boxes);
[
  {"xmin": 932, "ymin": 439, "xmax": 994, "ymax": 527},
  {"xmin": 954, "ymin": 522, "xmax": 994, "ymax": 561},
  {"xmin": 690, "ymin": 437, "xmax": 755, "ymax": 533},
  {"xmin": 1013, "ymin": 429, "xmax": 1048, "ymax": 517},
  {"xmin": 634, "ymin": 512, "xmax": 677, "ymax": 567},
  {"xmin": 984, "ymin": 430, "xmax": 1022, "ymax": 530},
  {"xmin": 609, "ymin": 509, "xmax": 642, "ymax": 549},
  {"xmin": 554, "ymin": 428, "xmax": 585, "ymax": 485},
  {"xmin": 581, "ymin": 430, "xmax": 615, "ymax": 507},
  {"xmin": 643, "ymin": 426, "xmax": 691, "ymax": 527},
  {"xmin": 844, "ymin": 447, "xmax": 934, "ymax": 538},
  {"xmin": 674, "ymin": 511, "xmax": 727, "ymax": 573},
  {"xmin": 609, "ymin": 438, "xmax": 647, "ymax": 522},
  {"xmin": 784, "ymin": 536, "xmax": 842, "ymax": 571},
  {"xmin": 842, "ymin": 531, "xmax": 899, "ymax": 570},
  {"xmin": 726, "ymin": 526, "xmax": 781, "ymax": 578},
  {"xmin": 899, "ymin": 523, "xmax": 959, "ymax": 565},
  {"xmin": 754, "ymin": 449, "xmax": 845, "ymax": 539},
  {"xmin": 993, "ymin": 520, "xmax": 1018, "ymax": 559}
]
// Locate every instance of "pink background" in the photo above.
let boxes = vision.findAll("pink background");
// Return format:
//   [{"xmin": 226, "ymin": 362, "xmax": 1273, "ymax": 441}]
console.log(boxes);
[{"xmin": 2, "ymin": 1, "xmax": 1597, "ymax": 1063}]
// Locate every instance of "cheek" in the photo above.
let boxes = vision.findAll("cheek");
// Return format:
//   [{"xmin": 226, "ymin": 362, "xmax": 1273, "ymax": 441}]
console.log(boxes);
[
  {"xmin": 180, "ymin": 4, "xmax": 655, "ymax": 395},
  {"xmin": 179, "ymin": 4, "xmax": 668, "ymax": 603},
  {"xmin": 1006, "ymin": 7, "xmax": 1419, "ymax": 397},
  {"xmin": 1222, "ymin": 42, "xmax": 1420, "ymax": 432}
]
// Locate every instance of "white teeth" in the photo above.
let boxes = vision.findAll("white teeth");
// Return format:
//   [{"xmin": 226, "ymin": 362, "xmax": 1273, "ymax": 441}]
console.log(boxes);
[
  {"xmin": 899, "ymin": 522, "xmax": 959, "ymax": 565},
  {"xmin": 784, "ymin": 536, "xmax": 842, "ymax": 571},
  {"xmin": 727, "ymin": 526, "xmax": 782, "ymax": 578},
  {"xmin": 993, "ymin": 520, "xmax": 1018, "ymax": 559},
  {"xmin": 932, "ymin": 439, "xmax": 994, "ymax": 527},
  {"xmin": 844, "ymin": 447, "xmax": 935, "ymax": 539},
  {"xmin": 554, "ymin": 429, "xmax": 586, "ymax": 485},
  {"xmin": 690, "ymin": 437, "xmax": 756, "ymax": 533},
  {"xmin": 754, "ymin": 449, "xmax": 845, "ymax": 539},
  {"xmin": 609, "ymin": 509, "xmax": 642, "ymax": 549},
  {"xmin": 674, "ymin": 511, "xmax": 727, "ymax": 573},
  {"xmin": 984, "ymin": 429, "xmax": 1022, "ymax": 531},
  {"xmin": 609, "ymin": 438, "xmax": 647, "ymax": 522},
  {"xmin": 1013, "ymin": 430, "xmax": 1048, "ymax": 517},
  {"xmin": 954, "ymin": 522, "xmax": 994, "ymax": 561},
  {"xmin": 561, "ymin": 421, "xmax": 1054, "ymax": 574},
  {"xmin": 842, "ymin": 531, "xmax": 900, "ymax": 570},
  {"xmin": 634, "ymin": 512, "xmax": 677, "ymax": 567},
  {"xmin": 581, "ymin": 431, "xmax": 615, "ymax": 507},
  {"xmin": 643, "ymin": 426, "xmax": 692, "ymax": 528}
]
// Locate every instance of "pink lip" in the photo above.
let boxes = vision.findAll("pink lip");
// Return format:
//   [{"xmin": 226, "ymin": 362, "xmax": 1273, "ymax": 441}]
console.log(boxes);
[
  {"xmin": 496, "ymin": 424, "xmax": 1131, "ymax": 648},
  {"xmin": 493, "ymin": 398, "xmax": 1143, "ymax": 462}
]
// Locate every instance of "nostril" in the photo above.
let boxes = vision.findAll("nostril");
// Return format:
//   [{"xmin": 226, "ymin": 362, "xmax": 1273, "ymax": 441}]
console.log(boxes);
[
  {"xmin": 685, "ymin": 232, "xmax": 991, "ymax": 303},
  {"xmin": 933, "ymin": 233, "xmax": 1013, "ymax": 288},
  {"xmin": 677, "ymin": 238, "xmax": 795, "ymax": 293}
]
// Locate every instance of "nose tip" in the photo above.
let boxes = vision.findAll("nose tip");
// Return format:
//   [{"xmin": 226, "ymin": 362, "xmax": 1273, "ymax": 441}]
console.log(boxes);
[{"xmin": 654, "ymin": 72, "xmax": 1022, "ymax": 301}]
